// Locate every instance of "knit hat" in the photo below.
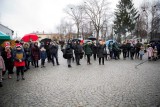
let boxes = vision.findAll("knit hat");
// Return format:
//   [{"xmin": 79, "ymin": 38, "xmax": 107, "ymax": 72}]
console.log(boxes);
[
  {"xmin": 16, "ymin": 43, "xmax": 22, "ymax": 48},
  {"xmin": 4, "ymin": 42, "xmax": 11, "ymax": 48}
]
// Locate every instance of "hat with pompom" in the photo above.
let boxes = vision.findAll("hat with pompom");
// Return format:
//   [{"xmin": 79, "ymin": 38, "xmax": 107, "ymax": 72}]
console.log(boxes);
[
  {"xmin": 4, "ymin": 42, "xmax": 11, "ymax": 48},
  {"xmin": 16, "ymin": 43, "xmax": 22, "ymax": 48}
]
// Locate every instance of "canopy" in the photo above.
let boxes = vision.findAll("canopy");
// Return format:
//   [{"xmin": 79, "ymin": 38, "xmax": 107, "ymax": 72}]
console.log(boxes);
[
  {"xmin": 0, "ymin": 32, "xmax": 11, "ymax": 44},
  {"xmin": 0, "ymin": 31, "xmax": 11, "ymax": 40}
]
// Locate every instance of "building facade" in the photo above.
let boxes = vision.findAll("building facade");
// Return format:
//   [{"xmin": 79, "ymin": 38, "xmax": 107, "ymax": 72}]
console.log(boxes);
[{"xmin": 0, "ymin": 24, "xmax": 14, "ymax": 36}]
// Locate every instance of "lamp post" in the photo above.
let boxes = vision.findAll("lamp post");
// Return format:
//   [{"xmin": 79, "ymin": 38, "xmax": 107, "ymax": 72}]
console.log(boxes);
[{"xmin": 143, "ymin": 9, "xmax": 149, "ymax": 42}]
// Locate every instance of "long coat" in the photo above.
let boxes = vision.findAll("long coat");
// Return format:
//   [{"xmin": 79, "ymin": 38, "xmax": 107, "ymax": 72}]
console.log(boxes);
[
  {"xmin": 92, "ymin": 44, "xmax": 97, "ymax": 54},
  {"xmin": 31, "ymin": 46, "xmax": 40, "ymax": 61},
  {"xmin": 63, "ymin": 44, "xmax": 73, "ymax": 59},
  {"xmin": 97, "ymin": 44, "xmax": 105, "ymax": 58},
  {"xmin": 84, "ymin": 44, "xmax": 92, "ymax": 55},
  {"xmin": 0, "ymin": 56, "xmax": 5, "ymax": 71}
]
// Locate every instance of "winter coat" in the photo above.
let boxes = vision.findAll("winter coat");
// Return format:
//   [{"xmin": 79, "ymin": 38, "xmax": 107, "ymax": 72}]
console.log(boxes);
[
  {"xmin": 63, "ymin": 44, "xmax": 73, "ymax": 59},
  {"xmin": 97, "ymin": 44, "xmax": 106, "ymax": 58},
  {"xmin": 2, "ymin": 48, "xmax": 14, "ymax": 68},
  {"xmin": 49, "ymin": 44, "xmax": 58, "ymax": 55},
  {"xmin": 40, "ymin": 49, "xmax": 47, "ymax": 60},
  {"xmin": 0, "ymin": 56, "xmax": 5, "ymax": 71},
  {"xmin": 147, "ymin": 47, "xmax": 153, "ymax": 57},
  {"xmin": 84, "ymin": 44, "xmax": 92, "ymax": 55},
  {"xmin": 31, "ymin": 46, "xmax": 40, "ymax": 61},
  {"xmin": 113, "ymin": 43, "xmax": 120, "ymax": 52},
  {"xmin": 24, "ymin": 47, "xmax": 32, "ymax": 61},
  {"xmin": 126, "ymin": 43, "xmax": 131, "ymax": 50},
  {"xmin": 74, "ymin": 44, "xmax": 83, "ymax": 54},
  {"xmin": 130, "ymin": 45, "xmax": 135, "ymax": 53},
  {"xmin": 121, "ymin": 44, "xmax": 128, "ymax": 52},
  {"xmin": 92, "ymin": 44, "xmax": 97, "ymax": 54},
  {"xmin": 13, "ymin": 49, "xmax": 26, "ymax": 67}
]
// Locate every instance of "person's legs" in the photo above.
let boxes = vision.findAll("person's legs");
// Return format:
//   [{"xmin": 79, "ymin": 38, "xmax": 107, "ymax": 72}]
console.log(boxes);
[
  {"xmin": 67, "ymin": 59, "xmax": 72, "ymax": 67},
  {"xmin": 20, "ymin": 66, "xmax": 25, "ymax": 80},
  {"xmin": 36, "ymin": 60, "xmax": 39, "ymax": 67},
  {"xmin": 51, "ymin": 54, "xmax": 55, "ymax": 65},
  {"xmin": 99, "ymin": 58, "xmax": 101, "ymax": 65},
  {"xmin": 0, "ymin": 69, "xmax": 2, "ymax": 87},
  {"xmin": 88, "ymin": 55, "xmax": 91, "ymax": 64},
  {"xmin": 16, "ymin": 67, "xmax": 20, "ymax": 81},
  {"xmin": 102, "ymin": 57, "xmax": 104, "ymax": 65},
  {"xmin": 93, "ymin": 54, "xmax": 96, "ymax": 60},
  {"xmin": 55, "ymin": 54, "xmax": 59, "ymax": 65}
]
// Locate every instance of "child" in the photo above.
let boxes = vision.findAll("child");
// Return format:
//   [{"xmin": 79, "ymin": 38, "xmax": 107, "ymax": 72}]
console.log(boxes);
[
  {"xmin": 153, "ymin": 46, "xmax": 158, "ymax": 61},
  {"xmin": 0, "ymin": 55, "xmax": 5, "ymax": 87},
  {"xmin": 139, "ymin": 46, "xmax": 144, "ymax": 60},
  {"xmin": 13, "ymin": 44, "xmax": 26, "ymax": 81},
  {"xmin": 40, "ymin": 46, "xmax": 47, "ymax": 68},
  {"xmin": 106, "ymin": 46, "xmax": 110, "ymax": 60},
  {"xmin": 147, "ymin": 44, "xmax": 153, "ymax": 61}
]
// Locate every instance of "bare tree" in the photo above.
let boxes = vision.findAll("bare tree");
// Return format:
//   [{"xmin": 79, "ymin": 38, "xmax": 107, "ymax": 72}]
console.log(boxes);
[
  {"xmin": 64, "ymin": 4, "xmax": 84, "ymax": 38},
  {"xmin": 83, "ymin": 0, "xmax": 110, "ymax": 40}
]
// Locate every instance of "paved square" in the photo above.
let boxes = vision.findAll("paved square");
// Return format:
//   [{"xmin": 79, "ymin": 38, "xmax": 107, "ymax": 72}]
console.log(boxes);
[{"xmin": 0, "ymin": 51, "xmax": 160, "ymax": 107}]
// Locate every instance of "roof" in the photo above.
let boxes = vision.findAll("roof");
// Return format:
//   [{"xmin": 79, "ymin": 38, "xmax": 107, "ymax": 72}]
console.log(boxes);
[{"xmin": 0, "ymin": 23, "xmax": 14, "ymax": 32}]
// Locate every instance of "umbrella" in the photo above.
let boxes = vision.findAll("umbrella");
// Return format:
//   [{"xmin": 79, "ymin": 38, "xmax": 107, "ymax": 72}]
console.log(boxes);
[
  {"xmin": 22, "ymin": 33, "xmax": 38, "ymax": 42},
  {"xmin": 40, "ymin": 38, "xmax": 52, "ymax": 44},
  {"xmin": 72, "ymin": 38, "xmax": 81, "ymax": 42},
  {"xmin": 106, "ymin": 40, "xmax": 115, "ymax": 46},
  {"xmin": 87, "ymin": 36, "xmax": 96, "ymax": 41}
]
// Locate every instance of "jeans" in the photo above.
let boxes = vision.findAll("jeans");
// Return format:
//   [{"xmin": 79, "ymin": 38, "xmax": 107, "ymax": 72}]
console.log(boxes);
[
  {"xmin": 16, "ymin": 66, "xmax": 24, "ymax": 76},
  {"xmin": 51, "ymin": 54, "xmax": 59, "ymax": 65}
]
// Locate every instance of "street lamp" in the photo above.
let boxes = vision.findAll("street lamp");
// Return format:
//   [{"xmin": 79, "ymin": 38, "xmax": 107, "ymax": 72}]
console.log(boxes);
[{"xmin": 143, "ymin": 9, "xmax": 149, "ymax": 42}]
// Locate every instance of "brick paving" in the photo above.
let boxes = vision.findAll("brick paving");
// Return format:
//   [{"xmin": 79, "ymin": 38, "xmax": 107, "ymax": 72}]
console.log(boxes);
[{"xmin": 0, "ymin": 51, "xmax": 160, "ymax": 107}]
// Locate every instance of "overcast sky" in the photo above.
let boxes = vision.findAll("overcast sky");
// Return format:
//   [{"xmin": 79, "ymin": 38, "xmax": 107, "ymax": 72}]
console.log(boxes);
[{"xmin": 0, "ymin": 0, "xmax": 144, "ymax": 38}]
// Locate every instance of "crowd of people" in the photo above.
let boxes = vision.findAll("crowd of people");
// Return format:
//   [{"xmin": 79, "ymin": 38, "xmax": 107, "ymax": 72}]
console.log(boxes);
[{"xmin": 0, "ymin": 39, "xmax": 160, "ymax": 87}]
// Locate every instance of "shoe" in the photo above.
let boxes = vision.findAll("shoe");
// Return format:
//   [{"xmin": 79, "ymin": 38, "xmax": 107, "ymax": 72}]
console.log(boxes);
[
  {"xmin": 77, "ymin": 63, "xmax": 81, "ymax": 65},
  {"xmin": 53, "ymin": 64, "xmax": 55, "ymax": 66},
  {"xmin": 43, "ymin": 65, "xmax": 45, "ymax": 67},
  {"xmin": 68, "ymin": 65, "xmax": 72, "ymax": 68},
  {"xmin": 37, "ymin": 66, "xmax": 39, "ymax": 67},
  {"xmin": 22, "ymin": 78, "xmax": 25, "ymax": 80},
  {"xmin": 17, "ymin": 78, "xmax": 20, "ymax": 81},
  {"xmin": 57, "ymin": 63, "xmax": 60, "ymax": 65},
  {"xmin": 8, "ymin": 75, "xmax": 12, "ymax": 79},
  {"xmin": 0, "ymin": 82, "xmax": 3, "ymax": 87},
  {"xmin": 41, "ymin": 66, "xmax": 43, "ymax": 68}
]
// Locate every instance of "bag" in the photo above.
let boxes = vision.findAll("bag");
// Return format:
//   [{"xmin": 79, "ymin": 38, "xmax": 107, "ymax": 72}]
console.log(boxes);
[{"xmin": 80, "ymin": 52, "xmax": 84, "ymax": 59}]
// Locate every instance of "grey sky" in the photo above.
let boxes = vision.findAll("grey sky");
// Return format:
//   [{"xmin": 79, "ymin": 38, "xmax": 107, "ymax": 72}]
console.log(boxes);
[{"xmin": 0, "ymin": 0, "xmax": 144, "ymax": 37}]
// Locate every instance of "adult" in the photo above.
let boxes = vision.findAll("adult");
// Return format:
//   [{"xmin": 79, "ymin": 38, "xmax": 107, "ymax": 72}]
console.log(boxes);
[
  {"xmin": 126, "ymin": 40, "xmax": 131, "ymax": 57},
  {"xmin": 74, "ymin": 41, "xmax": 83, "ymax": 65},
  {"xmin": 135, "ymin": 40, "xmax": 142, "ymax": 59},
  {"xmin": 92, "ymin": 41, "xmax": 97, "ymax": 61},
  {"xmin": 112, "ymin": 42, "xmax": 120, "ymax": 60},
  {"xmin": 31, "ymin": 42, "xmax": 40, "ymax": 68},
  {"xmin": 84, "ymin": 41, "xmax": 92, "ymax": 64},
  {"xmin": 97, "ymin": 41, "xmax": 106, "ymax": 65},
  {"xmin": 62, "ymin": 40, "xmax": 73, "ymax": 68},
  {"xmin": 121, "ymin": 41, "xmax": 128, "ymax": 60},
  {"xmin": 1, "ymin": 43, "xmax": 14, "ymax": 79},
  {"xmin": 49, "ymin": 41, "xmax": 59, "ymax": 66},
  {"xmin": 23, "ymin": 43, "xmax": 32, "ymax": 70},
  {"xmin": 108, "ymin": 42, "xmax": 113, "ymax": 59}
]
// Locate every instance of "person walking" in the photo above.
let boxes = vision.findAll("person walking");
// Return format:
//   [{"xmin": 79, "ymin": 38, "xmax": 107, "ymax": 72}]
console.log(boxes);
[
  {"xmin": 84, "ymin": 41, "xmax": 92, "ymax": 64},
  {"xmin": 13, "ymin": 44, "xmax": 26, "ymax": 81},
  {"xmin": 147, "ymin": 44, "xmax": 153, "ymax": 61},
  {"xmin": 49, "ymin": 41, "xmax": 60, "ymax": 66},
  {"xmin": 130, "ymin": 44, "xmax": 135, "ymax": 60},
  {"xmin": 135, "ymin": 41, "xmax": 142, "ymax": 59},
  {"xmin": 74, "ymin": 41, "xmax": 83, "ymax": 65},
  {"xmin": 62, "ymin": 40, "xmax": 73, "ymax": 68}
]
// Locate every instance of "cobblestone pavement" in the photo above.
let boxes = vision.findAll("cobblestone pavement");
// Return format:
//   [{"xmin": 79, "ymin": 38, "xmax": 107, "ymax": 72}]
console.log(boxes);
[{"xmin": 0, "ymin": 51, "xmax": 160, "ymax": 107}]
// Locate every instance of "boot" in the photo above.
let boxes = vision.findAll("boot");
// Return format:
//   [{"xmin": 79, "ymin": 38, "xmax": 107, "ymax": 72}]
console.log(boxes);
[
  {"xmin": 22, "ymin": 75, "xmax": 25, "ymax": 80},
  {"xmin": 8, "ymin": 75, "xmax": 12, "ymax": 79},
  {"xmin": 17, "ymin": 76, "xmax": 20, "ymax": 81}
]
